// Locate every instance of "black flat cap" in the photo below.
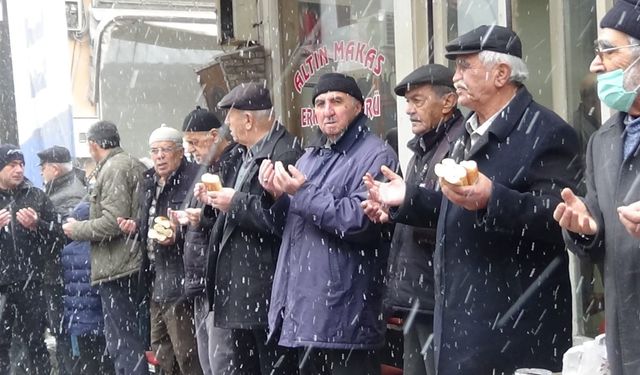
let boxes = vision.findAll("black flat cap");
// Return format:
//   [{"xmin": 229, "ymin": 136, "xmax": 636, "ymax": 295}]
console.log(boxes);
[
  {"xmin": 394, "ymin": 64, "xmax": 455, "ymax": 96},
  {"xmin": 217, "ymin": 82, "xmax": 272, "ymax": 110},
  {"xmin": 601, "ymin": 0, "xmax": 640, "ymax": 41},
  {"xmin": 445, "ymin": 25, "xmax": 522, "ymax": 59},
  {"xmin": 37, "ymin": 145, "xmax": 71, "ymax": 165},
  {"xmin": 183, "ymin": 106, "xmax": 223, "ymax": 132}
]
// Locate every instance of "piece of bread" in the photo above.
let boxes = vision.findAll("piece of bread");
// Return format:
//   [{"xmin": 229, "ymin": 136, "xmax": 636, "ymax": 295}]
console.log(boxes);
[
  {"xmin": 434, "ymin": 158, "xmax": 479, "ymax": 186},
  {"xmin": 201, "ymin": 173, "xmax": 222, "ymax": 192}
]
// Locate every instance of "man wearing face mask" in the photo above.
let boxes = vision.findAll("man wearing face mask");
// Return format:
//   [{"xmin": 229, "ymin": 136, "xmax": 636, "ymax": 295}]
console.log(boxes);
[{"xmin": 554, "ymin": 1, "xmax": 640, "ymax": 374}]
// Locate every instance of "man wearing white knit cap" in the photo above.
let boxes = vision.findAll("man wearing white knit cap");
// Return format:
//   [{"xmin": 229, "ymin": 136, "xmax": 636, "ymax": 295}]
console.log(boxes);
[{"xmin": 118, "ymin": 124, "xmax": 203, "ymax": 374}]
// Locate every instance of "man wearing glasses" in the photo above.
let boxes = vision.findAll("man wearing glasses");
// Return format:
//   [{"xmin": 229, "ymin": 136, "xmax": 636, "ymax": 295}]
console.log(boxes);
[
  {"xmin": 63, "ymin": 120, "xmax": 148, "ymax": 374},
  {"xmin": 554, "ymin": 1, "xmax": 640, "ymax": 374},
  {"xmin": 118, "ymin": 124, "xmax": 203, "ymax": 375}
]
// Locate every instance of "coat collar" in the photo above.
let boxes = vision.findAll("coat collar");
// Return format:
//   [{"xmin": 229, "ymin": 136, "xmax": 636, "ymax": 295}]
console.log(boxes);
[
  {"xmin": 407, "ymin": 109, "xmax": 463, "ymax": 156},
  {"xmin": 308, "ymin": 112, "xmax": 369, "ymax": 153},
  {"xmin": 45, "ymin": 170, "xmax": 78, "ymax": 195},
  {"xmin": 143, "ymin": 157, "xmax": 193, "ymax": 187},
  {"xmin": 250, "ymin": 122, "xmax": 294, "ymax": 161}
]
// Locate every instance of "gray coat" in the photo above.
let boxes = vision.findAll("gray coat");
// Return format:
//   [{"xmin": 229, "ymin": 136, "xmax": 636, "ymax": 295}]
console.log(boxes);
[
  {"xmin": 45, "ymin": 169, "xmax": 87, "ymax": 221},
  {"xmin": 564, "ymin": 112, "xmax": 640, "ymax": 375},
  {"xmin": 71, "ymin": 147, "xmax": 146, "ymax": 285}
]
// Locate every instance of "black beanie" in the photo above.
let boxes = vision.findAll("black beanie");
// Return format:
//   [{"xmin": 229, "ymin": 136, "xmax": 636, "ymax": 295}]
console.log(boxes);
[
  {"xmin": 312, "ymin": 73, "xmax": 364, "ymax": 105},
  {"xmin": 601, "ymin": 0, "xmax": 640, "ymax": 41},
  {"xmin": 0, "ymin": 144, "xmax": 25, "ymax": 171},
  {"xmin": 182, "ymin": 106, "xmax": 223, "ymax": 132},
  {"xmin": 87, "ymin": 121, "xmax": 120, "ymax": 149}
]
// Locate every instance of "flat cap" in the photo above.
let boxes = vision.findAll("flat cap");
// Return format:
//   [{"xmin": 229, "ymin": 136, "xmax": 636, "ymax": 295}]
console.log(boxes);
[
  {"xmin": 394, "ymin": 64, "xmax": 455, "ymax": 96},
  {"xmin": 217, "ymin": 82, "xmax": 272, "ymax": 110},
  {"xmin": 37, "ymin": 145, "xmax": 71, "ymax": 165},
  {"xmin": 601, "ymin": 0, "xmax": 640, "ymax": 41},
  {"xmin": 445, "ymin": 25, "xmax": 522, "ymax": 59},
  {"xmin": 182, "ymin": 106, "xmax": 222, "ymax": 132}
]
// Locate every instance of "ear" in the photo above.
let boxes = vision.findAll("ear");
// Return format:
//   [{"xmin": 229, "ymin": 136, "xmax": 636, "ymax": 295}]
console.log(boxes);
[
  {"xmin": 243, "ymin": 112, "xmax": 253, "ymax": 130},
  {"xmin": 441, "ymin": 93, "xmax": 457, "ymax": 114},
  {"xmin": 494, "ymin": 63, "xmax": 511, "ymax": 87},
  {"xmin": 209, "ymin": 128, "xmax": 220, "ymax": 143}
]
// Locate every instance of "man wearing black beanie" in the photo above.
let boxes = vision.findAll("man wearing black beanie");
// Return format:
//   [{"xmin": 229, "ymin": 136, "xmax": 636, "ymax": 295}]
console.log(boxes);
[
  {"xmin": 555, "ymin": 1, "xmax": 640, "ymax": 374},
  {"xmin": 0, "ymin": 144, "xmax": 64, "ymax": 374},
  {"xmin": 259, "ymin": 73, "xmax": 398, "ymax": 374}
]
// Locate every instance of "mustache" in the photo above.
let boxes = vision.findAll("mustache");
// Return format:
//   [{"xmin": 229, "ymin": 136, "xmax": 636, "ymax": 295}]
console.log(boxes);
[{"xmin": 454, "ymin": 81, "xmax": 469, "ymax": 91}]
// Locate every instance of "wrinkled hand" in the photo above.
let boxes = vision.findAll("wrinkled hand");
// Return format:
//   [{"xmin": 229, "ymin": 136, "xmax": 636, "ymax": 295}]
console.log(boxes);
[
  {"xmin": 272, "ymin": 161, "xmax": 305, "ymax": 196},
  {"xmin": 63, "ymin": 218, "xmax": 77, "ymax": 237},
  {"xmin": 0, "ymin": 208, "xmax": 11, "ymax": 228},
  {"xmin": 361, "ymin": 199, "xmax": 389, "ymax": 223},
  {"xmin": 363, "ymin": 165, "xmax": 406, "ymax": 207},
  {"xmin": 193, "ymin": 183, "xmax": 209, "ymax": 205},
  {"xmin": 207, "ymin": 188, "xmax": 236, "ymax": 213},
  {"xmin": 259, "ymin": 159, "xmax": 283, "ymax": 199},
  {"xmin": 553, "ymin": 188, "xmax": 598, "ymax": 235},
  {"xmin": 16, "ymin": 207, "xmax": 38, "ymax": 231},
  {"xmin": 117, "ymin": 217, "xmax": 137, "ymax": 235},
  {"xmin": 440, "ymin": 171, "xmax": 492, "ymax": 211},
  {"xmin": 617, "ymin": 200, "xmax": 640, "ymax": 238},
  {"xmin": 185, "ymin": 208, "xmax": 202, "ymax": 227}
]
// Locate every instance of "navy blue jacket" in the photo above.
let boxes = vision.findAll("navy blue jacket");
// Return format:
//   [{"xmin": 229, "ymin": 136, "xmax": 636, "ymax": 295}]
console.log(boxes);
[
  {"xmin": 268, "ymin": 114, "xmax": 398, "ymax": 349},
  {"xmin": 62, "ymin": 202, "xmax": 104, "ymax": 336},
  {"xmin": 393, "ymin": 88, "xmax": 580, "ymax": 374}
]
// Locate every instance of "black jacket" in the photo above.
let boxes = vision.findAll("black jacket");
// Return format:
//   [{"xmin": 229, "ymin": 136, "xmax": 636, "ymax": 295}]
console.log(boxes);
[
  {"xmin": 0, "ymin": 179, "xmax": 64, "ymax": 287},
  {"xmin": 137, "ymin": 158, "xmax": 199, "ymax": 303},
  {"xmin": 183, "ymin": 143, "xmax": 244, "ymax": 299},
  {"xmin": 385, "ymin": 110, "xmax": 464, "ymax": 317},
  {"xmin": 205, "ymin": 123, "xmax": 303, "ymax": 329}
]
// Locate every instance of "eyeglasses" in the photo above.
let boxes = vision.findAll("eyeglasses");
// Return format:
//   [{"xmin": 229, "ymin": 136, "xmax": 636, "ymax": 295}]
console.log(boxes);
[
  {"xmin": 149, "ymin": 146, "xmax": 178, "ymax": 155},
  {"xmin": 594, "ymin": 41, "xmax": 640, "ymax": 59}
]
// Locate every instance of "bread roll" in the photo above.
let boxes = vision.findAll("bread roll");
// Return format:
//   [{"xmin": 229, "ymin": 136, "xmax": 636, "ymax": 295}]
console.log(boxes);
[
  {"xmin": 460, "ymin": 160, "xmax": 478, "ymax": 185},
  {"xmin": 435, "ymin": 159, "xmax": 479, "ymax": 186},
  {"xmin": 201, "ymin": 173, "xmax": 222, "ymax": 192}
]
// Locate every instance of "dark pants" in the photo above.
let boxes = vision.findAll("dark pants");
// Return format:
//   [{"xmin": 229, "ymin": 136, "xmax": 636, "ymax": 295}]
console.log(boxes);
[
  {"xmin": 403, "ymin": 316, "xmax": 435, "ymax": 375},
  {"xmin": 0, "ymin": 282, "xmax": 50, "ymax": 375},
  {"xmin": 212, "ymin": 327, "xmax": 298, "ymax": 375},
  {"xmin": 150, "ymin": 299, "xmax": 202, "ymax": 375},
  {"xmin": 98, "ymin": 274, "xmax": 149, "ymax": 375},
  {"xmin": 298, "ymin": 348, "xmax": 380, "ymax": 375},
  {"xmin": 59, "ymin": 335, "xmax": 114, "ymax": 375}
]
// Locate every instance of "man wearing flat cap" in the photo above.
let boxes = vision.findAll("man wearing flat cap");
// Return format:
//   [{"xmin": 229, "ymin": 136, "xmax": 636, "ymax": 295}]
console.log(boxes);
[
  {"xmin": 364, "ymin": 26, "xmax": 581, "ymax": 374},
  {"xmin": 259, "ymin": 73, "xmax": 398, "ymax": 373},
  {"xmin": 362, "ymin": 64, "xmax": 464, "ymax": 375},
  {"xmin": 0, "ymin": 144, "xmax": 64, "ymax": 374},
  {"xmin": 63, "ymin": 120, "xmax": 149, "ymax": 374},
  {"xmin": 118, "ymin": 124, "xmax": 202, "ymax": 375},
  {"xmin": 181, "ymin": 106, "xmax": 242, "ymax": 375},
  {"xmin": 38, "ymin": 145, "xmax": 87, "ymax": 220},
  {"xmin": 554, "ymin": 1, "xmax": 640, "ymax": 373},
  {"xmin": 193, "ymin": 81, "xmax": 302, "ymax": 374}
]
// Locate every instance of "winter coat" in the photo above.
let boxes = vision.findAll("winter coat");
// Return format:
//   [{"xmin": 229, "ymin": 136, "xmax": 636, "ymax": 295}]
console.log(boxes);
[
  {"xmin": 44, "ymin": 169, "xmax": 87, "ymax": 221},
  {"xmin": 393, "ymin": 88, "xmax": 580, "ymax": 374},
  {"xmin": 0, "ymin": 179, "xmax": 64, "ymax": 286},
  {"xmin": 71, "ymin": 147, "xmax": 146, "ymax": 285},
  {"xmin": 62, "ymin": 202, "xmax": 104, "ymax": 336},
  {"xmin": 564, "ymin": 112, "xmax": 640, "ymax": 375},
  {"xmin": 206, "ymin": 124, "xmax": 303, "ymax": 329},
  {"xmin": 268, "ymin": 114, "xmax": 399, "ymax": 349},
  {"xmin": 138, "ymin": 158, "xmax": 199, "ymax": 303},
  {"xmin": 183, "ymin": 143, "xmax": 244, "ymax": 299},
  {"xmin": 384, "ymin": 110, "xmax": 464, "ymax": 317}
]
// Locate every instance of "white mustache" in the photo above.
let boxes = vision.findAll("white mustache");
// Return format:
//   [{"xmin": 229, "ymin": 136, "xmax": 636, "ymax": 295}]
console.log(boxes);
[{"xmin": 454, "ymin": 81, "xmax": 469, "ymax": 91}]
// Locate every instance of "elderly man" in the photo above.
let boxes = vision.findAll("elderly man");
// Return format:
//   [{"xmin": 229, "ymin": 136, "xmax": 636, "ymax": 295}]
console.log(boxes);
[
  {"xmin": 37, "ymin": 145, "xmax": 87, "ymax": 373},
  {"xmin": 363, "ymin": 64, "xmax": 464, "ymax": 375},
  {"xmin": 364, "ymin": 26, "xmax": 581, "ymax": 374},
  {"xmin": 0, "ymin": 144, "xmax": 64, "ymax": 374},
  {"xmin": 181, "ymin": 107, "xmax": 242, "ymax": 375},
  {"xmin": 63, "ymin": 121, "xmax": 148, "ymax": 375},
  {"xmin": 118, "ymin": 124, "xmax": 202, "ymax": 375},
  {"xmin": 193, "ymin": 82, "xmax": 302, "ymax": 374},
  {"xmin": 554, "ymin": 1, "xmax": 640, "ymax": 374},
  {"xmin": 259, "ymin": 73, "xmax": 398, "ymax": 374}
]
